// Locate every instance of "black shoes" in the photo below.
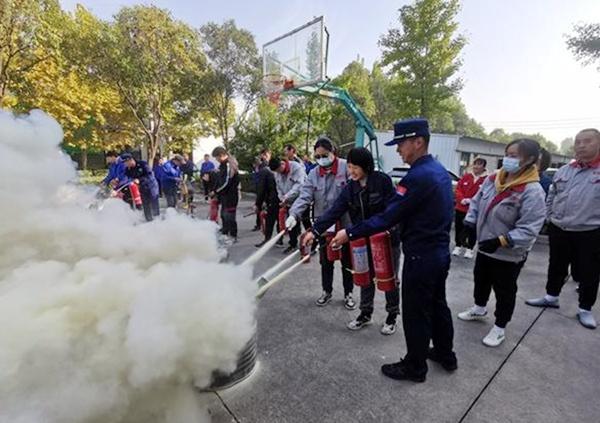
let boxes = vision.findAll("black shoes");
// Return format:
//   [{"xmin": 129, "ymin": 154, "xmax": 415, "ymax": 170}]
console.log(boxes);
[
  {"xmin": 255, "ymin": 239, "xmax": 268, "ymax": 248},
  {"xmin": 381, "ymin": 360, "xmax": 426, "ymax": 383},
  {"xmin": 427, "ymin": 347, "xmax": 458, "ymax": 372},
  {"xmin": 282, "ymin": 245, "xmax": 296, "ymax": 254},
  {"xmin": 251, "ymin": 225, "xmax": 261, "ymax": 232}
]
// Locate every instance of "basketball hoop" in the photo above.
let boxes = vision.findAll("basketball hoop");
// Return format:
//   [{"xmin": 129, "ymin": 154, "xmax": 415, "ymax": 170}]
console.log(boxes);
[{"xmin": 263, "ymin": 74, "xmax": 293, "ymax": 106}]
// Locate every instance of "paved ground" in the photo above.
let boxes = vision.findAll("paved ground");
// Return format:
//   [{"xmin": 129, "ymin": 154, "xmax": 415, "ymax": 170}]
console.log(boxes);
[{"xmin": 193, "ymin": 199, "xmax": 600, "ymax": 423}]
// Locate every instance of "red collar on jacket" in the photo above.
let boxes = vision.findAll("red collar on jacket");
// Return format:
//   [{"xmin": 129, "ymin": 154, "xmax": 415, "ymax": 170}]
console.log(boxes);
[
  {"xmin": 571, "ymin": 155, "xmax": 600, "ymax": 169},
  {"xmin": 282, "ymin": 160, "xmax": 291, "ymax": 174},
  {"xmin": 318, "ymin": 157, "xmax": 339, "ymax": 177}
]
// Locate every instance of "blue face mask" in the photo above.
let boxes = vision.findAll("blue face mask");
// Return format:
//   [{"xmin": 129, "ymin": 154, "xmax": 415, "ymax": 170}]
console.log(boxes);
[
  {"xmin": 502, "ymin": 157, "xmax": 521, "ymax": 173},
  {"xmin": 317, "ymin": 156, "xmax": 333, "ymax": 167}
]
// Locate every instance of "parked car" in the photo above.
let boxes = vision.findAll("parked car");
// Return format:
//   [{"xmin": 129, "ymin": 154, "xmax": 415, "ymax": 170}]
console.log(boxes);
[{"xmin": 388, "ymin": 166, "xmax": 460, "ymax": 190}]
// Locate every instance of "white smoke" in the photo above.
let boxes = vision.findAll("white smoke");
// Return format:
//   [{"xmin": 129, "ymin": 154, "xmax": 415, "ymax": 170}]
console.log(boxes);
[{"xmin": 0, "ymin": 110, "xmax": 256, "ymax": 422}]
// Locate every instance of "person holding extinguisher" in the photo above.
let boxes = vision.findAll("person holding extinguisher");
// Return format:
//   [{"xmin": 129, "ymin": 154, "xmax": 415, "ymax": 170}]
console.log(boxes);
[
  {"xmin": 329, "ymin": 118, "xmax": 457, "ymax": 383},
  {"xmin": 302, "ymin": 147, "xmax": 400, "ymax": 334},
  {"xmin": 453, "ymin": 157, "xmax": 488, "ymax": 259},
  {"xmin": 287, "ymin": 137, "xmax": 355, "ymax": 310}
]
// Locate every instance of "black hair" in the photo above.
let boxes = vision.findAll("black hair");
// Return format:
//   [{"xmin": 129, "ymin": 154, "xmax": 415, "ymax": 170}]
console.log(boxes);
[
  {"xmin": 284, "ymin": 144, "xmax": 296, "ymax": 153},
  {"xmin": 422, "ymin": 134, "xmax": 430, "ymax": 144},
  {"xmin": 539, "ymin": 148, "xmax": 552, "ymax": 172},
  {"xmin": 347, "ymin": 147, "xmax": 375, "ymax": 175},
  {"xmin": 260, "ymin": 148, "xmax": 271, "ymax": 155},
  {"xmin": 314, "ymin": 136, "xmax": 334, "ymax": 152},
  {"xmin": 211, "ymin": 146, "xmax": 227, "ymax": 158},
  {"xmin": 473, "ymin": 157, "xmax": 487, "ymax": 167},
  {"xmin": 506, "ymin": 138, "xmax": 540, "ymax": 168},
  {"xmin": 579, "ymin": 128, "xmax": 600, "ymax": 139},
  {"xmin": 268, "ymin": 157, "xmax": 282, "ymax": 171},
  {"xmin": 106, "ymin": 151, "xmax": 118, "ymax": 157}
]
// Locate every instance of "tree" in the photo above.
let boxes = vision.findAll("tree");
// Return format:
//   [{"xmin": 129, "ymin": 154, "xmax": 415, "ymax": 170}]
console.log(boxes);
[
  {"xmin": 379, "ymin": 0, "xmax": 466, "ymax": 119},
  {"xmin": 69, "ymin": 5, "xmax": 208, "ymax": 162},
  {"xmin": 200, "ymin": 20, "xmax": 261, "ymax": 148},
  {"xmin": 488, "ymin": 128, "xmax": 558, "ymax": 153},
  {"xmin": 560, "ymin": 137, "xmax": 574, "ymax": 156},
  {"xmin": 566, "ymin": 23, "xmax": 600, "ymax": 71},
  {"xmin": 429, "ymin": 96, "xmax": 486, "ymax": 138},
  {"xmin": 369, "ymin": 62, "xmax": 395, "ymax": 130},
  {"xmin": 0, "ymin": 0, "xmax": 63, "ymax": 107},
  {"xmin": 305, "ymin": 30, "xmax": 322, "ymax": 81}
]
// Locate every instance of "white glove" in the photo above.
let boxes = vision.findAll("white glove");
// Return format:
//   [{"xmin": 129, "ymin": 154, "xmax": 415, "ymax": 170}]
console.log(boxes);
[
  {"xmin": 460, "ymin": 198, "xmax": 471, "ymax": 206},
  {"xmin": 285, "ymin": 215, "xmax": 297, "ymax": 230}
]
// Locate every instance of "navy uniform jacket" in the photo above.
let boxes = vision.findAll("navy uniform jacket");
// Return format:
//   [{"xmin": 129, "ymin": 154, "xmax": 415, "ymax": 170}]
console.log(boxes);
[
  {"xmin": 347, "ymin": 154, "xmax": 453, "ymax": 255},
  {"xmin": 125, "ymin": 160, "xmax": 159, "ymax": 198}
]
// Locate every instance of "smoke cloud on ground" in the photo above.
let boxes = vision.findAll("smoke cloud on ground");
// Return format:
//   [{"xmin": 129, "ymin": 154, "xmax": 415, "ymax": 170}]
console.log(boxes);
[{"xmin": 0, "ymin": 110, "xmax": 256, "ymax": 422}]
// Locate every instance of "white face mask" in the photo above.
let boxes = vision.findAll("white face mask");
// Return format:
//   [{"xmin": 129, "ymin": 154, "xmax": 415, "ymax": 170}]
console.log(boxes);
[
  {"xmin": 502, "ymin": 157, "xmax": 520, "ymax": 173},
  {"xmin": 317, "ymin": 156, "xmax": 333, "ymax": 167}
]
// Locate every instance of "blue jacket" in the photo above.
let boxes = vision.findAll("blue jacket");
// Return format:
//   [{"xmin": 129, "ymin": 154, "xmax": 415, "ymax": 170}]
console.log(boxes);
[
  {"xmin": 160, "ymin": 160, "xmax": 182, "ymax": 190},
  {"xmin": 200, "ymin": 160, "xmax": 216, "ymax": 175},
  {"xmin": 539, "ymin": 171, "xmax": 552, "ymax": 195},
  {"xmin": 125, "ymin": 160, "xmax": 159, "ymax": 198},
  {"xmin": 313, "ymin": 171, "xmax": 400, "ymax": 246},
  {"xmin": 347, "ymin": 154, "xmax": 453, "ymax": 255},
  {"xmin": 102, "ymin": 158, "xmax": 129, "ymax": 188}
]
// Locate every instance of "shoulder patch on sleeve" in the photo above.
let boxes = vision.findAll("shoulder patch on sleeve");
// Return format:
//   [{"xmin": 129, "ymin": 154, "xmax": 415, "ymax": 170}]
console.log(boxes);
[{"xmin": 396, "ymin": 185, "xmax": 408, "ymax": 196}]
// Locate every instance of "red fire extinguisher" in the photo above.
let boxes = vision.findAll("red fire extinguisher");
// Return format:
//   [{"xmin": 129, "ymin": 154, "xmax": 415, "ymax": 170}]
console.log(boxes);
[
  {"xmin": 349, "ymin": 238, "xmax": 370, "ymax": 287},
  {"xmin": 209, "ymin": 198, "xmax": 219, "ymax": 222},
  {"xmin": 370, "ymin": 231, "xmax": 396, "ymax": 292},
  {"xmin": 278, "ymin": 206, "xmax": 288, "ymax": 232},
  {"xmin": 259, "ymin": 209, "xmax": 267, "ymax": 235},
  {"xmin": 299, "ymin": 232, "xmax": 311, "ymax": 263},
  {"xmin": 129, "ymin": 182, "xmax": 142, "ymax": 209},
  {"xmin": 325, "ymin": 223, "xmax": 342, "ymax": 261}
]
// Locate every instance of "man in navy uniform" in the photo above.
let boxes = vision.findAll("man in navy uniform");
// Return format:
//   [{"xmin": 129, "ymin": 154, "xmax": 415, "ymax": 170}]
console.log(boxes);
[{"xmin": 331, "ymin": 118, "xmax": 457, "ymax": 382}]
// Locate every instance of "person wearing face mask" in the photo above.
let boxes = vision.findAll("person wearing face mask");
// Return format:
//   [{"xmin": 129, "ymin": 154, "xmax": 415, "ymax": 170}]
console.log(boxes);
[
  {"xmin": 453, "ymin": 157, "xmax": 488, "ymax": 259},
  {"xmin": 457, "ymin": 139, "xmax": 546, "ymax": 347},
  {"xmin": 526, "ymin": 128, "xmax": 600, "ymax": 329},
  {"xmin": 287, "ymin": 137, "xmax": 356, "ymax": 309},
  {"xmin": 302, "ymin": 147, "xmax": 400, "ymax": 334}
]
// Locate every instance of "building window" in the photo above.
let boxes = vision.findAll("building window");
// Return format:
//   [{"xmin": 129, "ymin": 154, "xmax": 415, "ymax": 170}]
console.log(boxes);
[{"xmin": 459, "ymin": 152, "xmax": 470, "ymax": 174}]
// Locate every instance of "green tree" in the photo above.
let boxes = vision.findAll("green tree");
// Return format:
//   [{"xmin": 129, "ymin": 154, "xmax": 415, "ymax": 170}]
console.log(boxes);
[
  {"xmin": 566, "ymin": 23, "xmax": 600, "ymax": 71},
  {"xmin": 379, "ymin": 0, "xmax": 466, "ymax": 119},
  {"xmin": 305, "ymin": 30, "xmax": 322, "ymax": 81},
  {"xmin": 200, "ymin": 20, "xmax": 261, "ymax": 148},
  {"xmin": 488, "ymin": 128, "xmax": 558, "ymax": 153},
  {"xmin": 560, "ymin": 137, "xmax": 574, "ymax": 156},
  {"xmin": 0, "ymin": 0, "xmax": 63, "ymax": 107},
  {"xmin": 429, "ymin": 96, "xmax": 486, "ymax": 138},
  {"xmin": 369, "ymin": 62, "xmax": 395, "ymax": 130}
]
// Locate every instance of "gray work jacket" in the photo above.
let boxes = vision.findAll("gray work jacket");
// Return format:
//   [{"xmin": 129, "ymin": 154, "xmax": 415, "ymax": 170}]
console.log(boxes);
[
  {"xmin": 465, "ymin": 173, "xmax": 546, "ymax": 263},
  {"xmin": 289, "ymin": 159, "xmax": 350, "ymax": 225},
  {"xmin": 547, "ymin": 161, "xmax": 600, "ymax": 232},
  {"xmin": 274, "ymin": 160, "xmax": 306, "ymax": 205}
]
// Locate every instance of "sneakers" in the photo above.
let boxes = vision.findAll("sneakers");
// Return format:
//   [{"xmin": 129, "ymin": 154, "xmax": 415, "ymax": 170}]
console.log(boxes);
[
  {"xmin": 463, "ymin": 248, "xmax": 474, "ymax": 259},
  {"xmin": 482, "ymin": 326, "xmax": 505, "ymax": 347},
  {"xmin": 525, "ymin": 296, "xmax": 560, "ymax": 309},
  {"xmin": 316, "ymin": 291, "xmax": 332, "ymax": 307},
  {"xmin": 282, "ymin": 245, "xmax": 296, "ymax": 254},
  {"xmin": 254, "ymin": 239, "xmax": 268, "ymax": 248},
  {"xmin": 427, "ymin": 347, "xmax": 458, "ymax": 372},
  {"xmin": 577, "ymin": 310, "xmax": 597, "ymax": 329},
  {"xmin": 380, "ymin": 313, "xmax": 397, "ymax": 335},
  {"xmin": 275, "ymin": 239, "xmax": 284, "ymax": 248},
  {"xmin": 452, "ymin": 246, "xmax": 464, "ymax": 256},
  {"xmin": 347, "ymin": 313, "xmax": 372, "ymax": 330},
  {"xmin": 458, "ymin": 306, "xmax": 488, "ymax": 321},
  {"xmin": 344, "ymin": 294, "xmax": 357, "ymax": 310},
  {"xmin": 381, "ymin": 360, "xmax": 426, "ymax": 383}
]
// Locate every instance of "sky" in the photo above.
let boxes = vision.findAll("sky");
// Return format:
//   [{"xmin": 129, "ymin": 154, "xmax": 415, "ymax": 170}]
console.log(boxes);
[{"xmin": 59, "ymin": 0, "xmax": 600, "ymax": 146}]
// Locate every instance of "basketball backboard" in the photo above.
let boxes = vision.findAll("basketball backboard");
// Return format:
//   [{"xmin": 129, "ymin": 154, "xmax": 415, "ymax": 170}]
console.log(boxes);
[{"xmin": 262, "ymin": 16, "xmax": 328, "ymax": 95}]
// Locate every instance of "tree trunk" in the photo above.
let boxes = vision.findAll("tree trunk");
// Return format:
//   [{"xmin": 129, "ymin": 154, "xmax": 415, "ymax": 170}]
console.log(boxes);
[{"xmin": 81, "ymin": 149, "xmax": 88, "ymax": 171}]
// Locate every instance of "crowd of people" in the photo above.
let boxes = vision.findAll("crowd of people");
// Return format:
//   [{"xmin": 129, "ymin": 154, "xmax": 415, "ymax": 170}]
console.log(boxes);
[{"xmin": 100, "ymin": 118, "xmax": 600, "ymax": 383}]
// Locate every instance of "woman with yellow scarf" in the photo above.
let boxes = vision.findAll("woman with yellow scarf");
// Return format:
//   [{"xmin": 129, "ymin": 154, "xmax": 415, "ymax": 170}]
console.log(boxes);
[{"xmin": 457, "ymin": 139, "xmax": 546, "ymax": 347}]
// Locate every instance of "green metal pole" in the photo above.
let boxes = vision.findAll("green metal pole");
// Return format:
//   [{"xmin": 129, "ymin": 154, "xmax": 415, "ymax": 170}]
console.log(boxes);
[{"xmin": 355, "ymin": 125, "xmax": 365, "ymax": 148}]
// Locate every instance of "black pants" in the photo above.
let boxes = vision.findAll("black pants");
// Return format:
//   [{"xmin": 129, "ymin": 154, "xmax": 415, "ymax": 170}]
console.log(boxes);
[
  {"xmin": 401, "ymin": 251, "xmax": 454, "ymax": 377},
  {"xmin": 202, "ymin": 180, "xmax": 210, "ymax": 199},
  {"xmin": 360, "ymin": 246, "xmax": 401, "ymax": 315},
  {"xmin": 319, "ymin": 236, "xmax": 353, "ymax": 296},
  {"xmin": 221, "ymin": 206, "xmax": 238, "ymax": 238},
  {"xmin": 454, "ymin": 210, "xmax": 476, "ymax": 249},
  {"xmin": 546, "ymin": 223, "xmax": 600, "ymax": 310},
  {"xmin": 141, "ymin": 192, "xmax": 160, "ymax": 222},
  {"xmin": 284, "ymin": 220, "xmax": 301, "ymax": 248},
  {"xmin": 301, "ymin": 208, "xmax": 312, "ymax": 230},
  {"xmin": 164, "ymin": 187, "xmax": 177, "ymax": 208},
  {"xmin": 473, "ymin": 252, "xmax": 525, "ymax": 328},
  {"xmin": 263, "ymin": 203, "xmax": 279, "ymax": 240}
]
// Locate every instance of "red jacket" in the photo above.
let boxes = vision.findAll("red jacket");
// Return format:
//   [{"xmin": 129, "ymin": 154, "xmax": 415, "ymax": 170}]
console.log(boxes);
[{"xmin": 455, "ymin": 172, "xmax": 486, "ymax": 213}]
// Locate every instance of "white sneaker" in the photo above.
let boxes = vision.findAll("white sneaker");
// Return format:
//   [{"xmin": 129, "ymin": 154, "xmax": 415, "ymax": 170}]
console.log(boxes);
[
  {"xmin": 483, "ymin": 326, "xmax": 505, "ymax": 347},
  {"xmin": 458, "ymin": 306, "xmax": 488, "ymax": 321},
  {"xmin": 380, "ymin": 322, "xmax": 396, "ymax": 335},
  {"xmin": 463, "ymin": 248, "xmax": 474, "ymax": 259},
  {"xmin": 452, "ymin": 246, "xmax": 464, "ymax": 256}
]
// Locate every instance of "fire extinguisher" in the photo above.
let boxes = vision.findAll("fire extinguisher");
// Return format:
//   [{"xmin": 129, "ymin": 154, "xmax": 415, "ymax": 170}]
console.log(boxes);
[
  {"xmin": 369, "ymin": 231, "xmax": 396, "ymax": 292},
  {"xmin": 349, "ymin": 238, "xmax": 370, "ymax": 287},
  {"xmin": 278, "ymin": 206, "xmax": 288, "ymax": 232},
  {"xmin": 259, "ymin": 209, "xmax": 267, "ymax": 236},
  {"xmin": 325, "ymin": 223, "xmax": 342, "ymax": 261},
  {"xmin": 209, "ymin": 198, "xmax": 219, "ymax": 222},
  {"xmin": 299, "ymin": 232, "xmax": 311, "ymax": 263},
  {"xmin": 129, "ymin": 182, "xmax": 142, "ymax": 210}
]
